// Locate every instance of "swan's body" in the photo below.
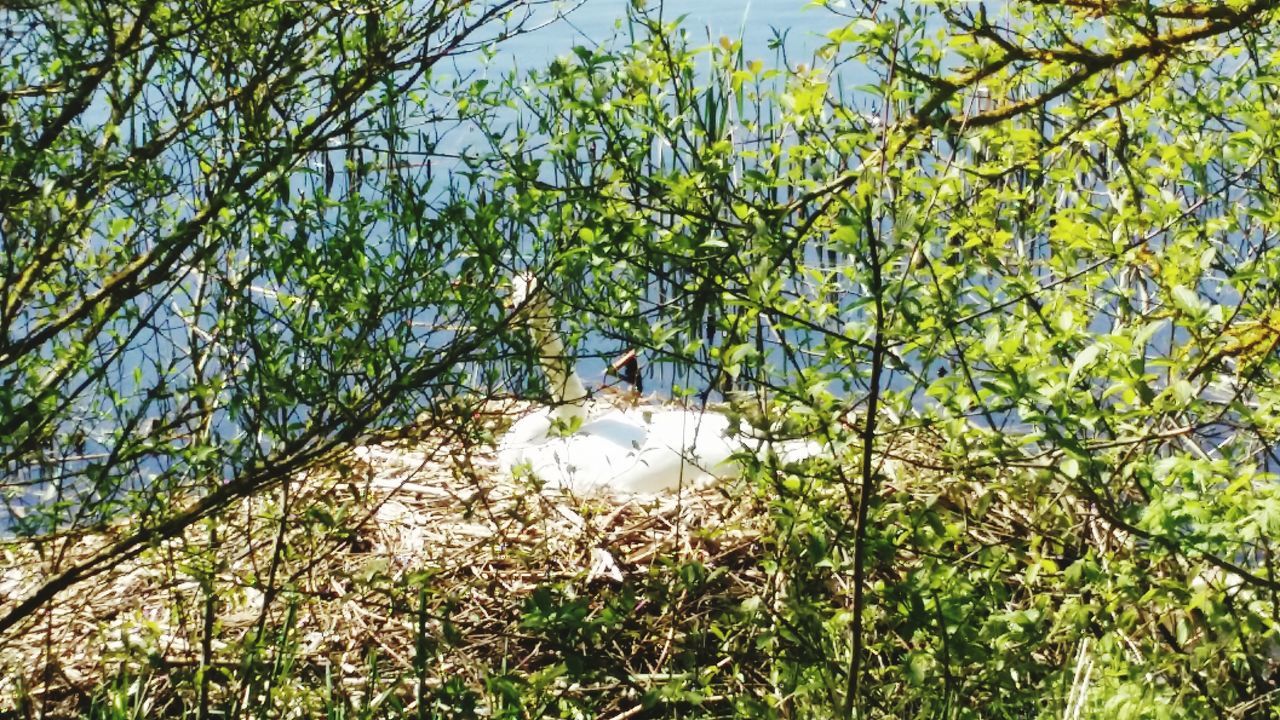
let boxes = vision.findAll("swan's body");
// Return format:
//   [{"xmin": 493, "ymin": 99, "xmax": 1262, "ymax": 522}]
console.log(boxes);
[
  {"xmin": 501, "ymin": 274, "xmax": 822, "ymax": 494},
  {"xmin": 498, "ymin": 405, "xmax": 729, "ymax": 493},
  {"xmin": 498, "ymin": 402, "xmax": 822, "ymax": 494}
]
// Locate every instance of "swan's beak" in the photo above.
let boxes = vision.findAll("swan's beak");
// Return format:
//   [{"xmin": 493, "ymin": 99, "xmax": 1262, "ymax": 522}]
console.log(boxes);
[
  {"xmin": 608, "ymin": 349, "xmax": 637, "ymax": 372},
  {"xmin": 607, "ymin": 349, "xmax": 643, "ymax": 393}
]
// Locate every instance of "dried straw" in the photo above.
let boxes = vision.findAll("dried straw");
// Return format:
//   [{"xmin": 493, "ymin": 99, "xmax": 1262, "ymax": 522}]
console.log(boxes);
[{"xmin": 0, "ymin": 400, "xmax": 788, "ymax": 716}]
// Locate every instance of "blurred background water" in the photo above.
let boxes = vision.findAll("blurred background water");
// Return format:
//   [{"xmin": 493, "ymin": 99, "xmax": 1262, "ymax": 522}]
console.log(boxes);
[
  {"xmin": 487, "ymin": 1, "xmax": 829, "ymax": 71},
  {"xmin": 439, "ymin": 1, "xmax": 858, "ymax": 399}
]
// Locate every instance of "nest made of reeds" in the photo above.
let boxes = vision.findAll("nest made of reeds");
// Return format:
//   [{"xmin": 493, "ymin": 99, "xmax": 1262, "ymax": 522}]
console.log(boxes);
[{"xmin": 1, "ymin": 399, "xmax": 837, "ymax": 717}]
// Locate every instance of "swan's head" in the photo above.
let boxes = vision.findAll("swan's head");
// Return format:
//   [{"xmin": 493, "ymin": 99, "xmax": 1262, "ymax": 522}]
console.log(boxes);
[
  {"xmin": 510, "ymin": 273, "xmax": 535, "ymax": 306},
  {"xmin": 508, "ymin": 272, "xmax": 541, "ymax": 312}
]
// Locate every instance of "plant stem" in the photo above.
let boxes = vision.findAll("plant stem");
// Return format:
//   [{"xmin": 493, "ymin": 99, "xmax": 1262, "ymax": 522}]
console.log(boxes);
[{"xmin": 844, "ymin": 200, "xmax": 886, "ymax": 720}]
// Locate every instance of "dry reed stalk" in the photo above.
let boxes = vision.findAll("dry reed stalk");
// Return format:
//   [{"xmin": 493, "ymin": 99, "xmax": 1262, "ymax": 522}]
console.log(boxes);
[{"xmin": 0, "ymin": 401, "xmax": 779, "ymax": 715}]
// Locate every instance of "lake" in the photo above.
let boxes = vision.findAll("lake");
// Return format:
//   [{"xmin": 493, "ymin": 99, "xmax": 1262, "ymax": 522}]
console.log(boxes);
[
  {"xmin": 494, "ymin": 1, "xmax": 834, "ymax": 70},
  {"xmin": 432, "ymin": 1, "xmax": 864, "ymax": 398}
]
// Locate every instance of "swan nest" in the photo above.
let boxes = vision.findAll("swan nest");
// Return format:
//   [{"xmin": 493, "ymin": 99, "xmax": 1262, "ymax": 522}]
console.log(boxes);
[{"xmin": 0, "ymin": 400, "xmax": 833, "ymax": 715}]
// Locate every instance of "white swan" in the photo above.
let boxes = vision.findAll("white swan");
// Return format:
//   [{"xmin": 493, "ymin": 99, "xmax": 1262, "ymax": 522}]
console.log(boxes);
[{"xmin": 498, "ymin": 274, "xmax": 822, "ymax": 494}]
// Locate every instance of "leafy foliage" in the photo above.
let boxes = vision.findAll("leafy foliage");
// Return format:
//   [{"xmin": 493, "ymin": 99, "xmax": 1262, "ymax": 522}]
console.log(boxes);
[
  {"xmin": 0, "ymin": 0, "xmax": 552, "ymax": 633},
  {"xmin": 465, "ymin": 1, "xmax": 1280, "ymax": 716},
  {"xmin": 5, "ymin": 0, "xmax": 1280, "ymax": 718}
]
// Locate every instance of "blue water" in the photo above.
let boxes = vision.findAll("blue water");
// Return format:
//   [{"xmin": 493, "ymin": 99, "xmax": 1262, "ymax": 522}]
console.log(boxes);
[
  {"xmin": 431, "ymin": 1, "xmax": 858, "ymax": 399},
  {"xmin": 490, "ymin": 2, "xmax": 829, "ymax": 70}
]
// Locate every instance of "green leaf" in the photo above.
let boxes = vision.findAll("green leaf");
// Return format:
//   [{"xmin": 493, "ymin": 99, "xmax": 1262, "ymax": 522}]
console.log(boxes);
[
  {"xmin": 1170, "ymin": 285, "xmax": 1205, "ymax": 315},
  {"xmin": 1068, "ymin": 344, "xmax": 1102, "ymax": 384}
]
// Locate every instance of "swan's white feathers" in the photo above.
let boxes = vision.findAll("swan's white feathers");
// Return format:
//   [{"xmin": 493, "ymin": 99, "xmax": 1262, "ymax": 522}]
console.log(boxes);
[{"xmin": 497, "ymin": 402, "xmax": 818, "ymax": 495}]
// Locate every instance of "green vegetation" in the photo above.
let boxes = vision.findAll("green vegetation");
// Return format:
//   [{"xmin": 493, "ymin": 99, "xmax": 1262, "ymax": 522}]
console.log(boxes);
[{"xmin": 3, "ymin": 0, "xmax": 1280, "ymax": 717}]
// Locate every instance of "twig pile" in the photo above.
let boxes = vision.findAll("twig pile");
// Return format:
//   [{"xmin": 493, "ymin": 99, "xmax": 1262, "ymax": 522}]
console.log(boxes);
[{"xmin": 0, "ymin": 402, "xmax": 787, "ymax": 716}]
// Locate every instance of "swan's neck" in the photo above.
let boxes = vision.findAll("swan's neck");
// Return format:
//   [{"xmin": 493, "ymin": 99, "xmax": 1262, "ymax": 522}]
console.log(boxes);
[{"xmin": 527, "ymin": 315, "xmax": 587, "ymax": 422}]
